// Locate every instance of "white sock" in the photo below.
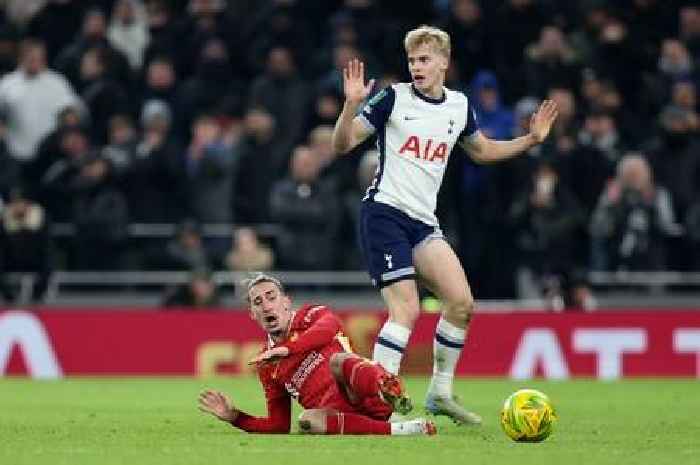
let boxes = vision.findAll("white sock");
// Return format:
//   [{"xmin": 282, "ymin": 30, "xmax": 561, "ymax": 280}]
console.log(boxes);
[
  {"xmin": 428, "ymin": 317, "xmax": 466, "ymax": 398},
  {"xmin": 391, "ymin": 419, "xmax": 427, "ymax": 435},
  {"xmin": 372, "ymin": 321, "xmax": 411, "ymax": 375}
]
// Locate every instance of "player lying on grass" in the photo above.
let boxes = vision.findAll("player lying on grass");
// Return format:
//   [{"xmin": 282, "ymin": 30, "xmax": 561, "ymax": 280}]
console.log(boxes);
[{"xmin": 198, "ymin": 273, "xmax": 437, "ymax": 435}]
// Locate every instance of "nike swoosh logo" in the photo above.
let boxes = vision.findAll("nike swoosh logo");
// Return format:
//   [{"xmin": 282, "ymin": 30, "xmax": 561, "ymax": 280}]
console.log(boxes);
[{"xmin": 404, "ymin": 116, "xmax": 419, "ymax": 121}]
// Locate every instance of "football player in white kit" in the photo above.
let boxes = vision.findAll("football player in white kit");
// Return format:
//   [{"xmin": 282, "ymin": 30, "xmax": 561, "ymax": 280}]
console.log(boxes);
[{"xmin": 331, "ymin": 25, "xmax": 558, "ymax": 425}]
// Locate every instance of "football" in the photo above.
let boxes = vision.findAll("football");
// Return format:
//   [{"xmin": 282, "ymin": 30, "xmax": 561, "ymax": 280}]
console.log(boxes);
[{"xmin": 500, "ymin": 389, "xmax": 557, "ymax": 442}]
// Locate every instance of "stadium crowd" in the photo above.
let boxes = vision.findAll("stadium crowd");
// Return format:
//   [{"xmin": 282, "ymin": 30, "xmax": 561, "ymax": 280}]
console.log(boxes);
[{"xmin": 1, "ymin": 0, "xmax": 700, "ymax": 305}]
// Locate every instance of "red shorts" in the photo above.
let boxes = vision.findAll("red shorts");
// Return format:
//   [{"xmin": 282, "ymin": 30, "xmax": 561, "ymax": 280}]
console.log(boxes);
[{"xmin": 317, "ymin": 355, "xmax": 392, "ymax": 421}]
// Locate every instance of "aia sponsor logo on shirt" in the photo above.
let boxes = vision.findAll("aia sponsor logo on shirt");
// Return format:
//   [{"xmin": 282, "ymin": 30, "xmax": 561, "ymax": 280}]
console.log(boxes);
[{"xmin": 398, "ymin": 136, "xmax": 448, "ymax": 163}]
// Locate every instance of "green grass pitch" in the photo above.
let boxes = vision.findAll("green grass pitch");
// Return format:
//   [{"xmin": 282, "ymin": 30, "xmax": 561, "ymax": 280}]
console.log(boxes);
[{"xmin": 1, "ymin": 377, "xmax": 698, "ymax": 465}]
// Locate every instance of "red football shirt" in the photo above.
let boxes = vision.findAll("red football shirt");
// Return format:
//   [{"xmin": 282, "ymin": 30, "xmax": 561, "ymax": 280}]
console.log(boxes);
[{"xmin": 232, "ymin": 304, "xmax": 353, "ymax": 433}]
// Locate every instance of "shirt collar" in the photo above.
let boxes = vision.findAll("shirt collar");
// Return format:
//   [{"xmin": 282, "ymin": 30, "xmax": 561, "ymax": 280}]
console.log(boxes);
[{"xmin": 411, "ymin": 83, "xmax": 446, "ymax": 104}]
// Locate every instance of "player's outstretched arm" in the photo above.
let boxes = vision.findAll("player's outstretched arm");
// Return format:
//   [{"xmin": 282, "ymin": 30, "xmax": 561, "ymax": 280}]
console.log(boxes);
[
  {"xmin": 332, "ymin": 58, "xmax": 374, "ymax": 154},
  {"xmin": 461, "ymin": 100, "xmax": 558, "ymax": 164},
  {"xmin": 198, "ymin": 389, "xmax": 240, "ymax": 423},
  {"xmin": 199, "ymin": 388, "xmax": 292, "ymax": 433}
]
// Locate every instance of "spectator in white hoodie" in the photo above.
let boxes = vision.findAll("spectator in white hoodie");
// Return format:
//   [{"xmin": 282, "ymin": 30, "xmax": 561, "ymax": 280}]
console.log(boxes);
[{"xmin": 0, "ymin": 39, "xmax": 81, "ymax": 162}]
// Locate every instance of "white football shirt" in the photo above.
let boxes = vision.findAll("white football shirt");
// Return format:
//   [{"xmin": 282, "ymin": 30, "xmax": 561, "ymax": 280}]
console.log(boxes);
[{"xmin": 358, "ymin": 83, "xmax": 479, "ymax": 226}]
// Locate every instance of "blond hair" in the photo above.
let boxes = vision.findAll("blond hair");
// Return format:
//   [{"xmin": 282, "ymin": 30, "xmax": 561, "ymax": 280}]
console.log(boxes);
[{"xmin": 404, "ymin": 25, "xmax": 451, "ymax": 58}]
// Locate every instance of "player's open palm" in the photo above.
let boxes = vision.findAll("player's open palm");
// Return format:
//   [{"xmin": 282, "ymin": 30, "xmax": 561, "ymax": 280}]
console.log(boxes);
[
  {"xmin": 529, "ymin": 99, "xmax": 558, "ymax": 143},
  {"xmin": 198, "ymin": 389, "xmax": 238, "ymax": 422},
  {"xmin": 343, "ymin": 58, "xmax": 375, "ymax": 105}
]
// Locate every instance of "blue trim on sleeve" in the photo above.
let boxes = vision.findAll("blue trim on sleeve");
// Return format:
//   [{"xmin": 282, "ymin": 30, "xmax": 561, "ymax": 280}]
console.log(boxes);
[
  {"xmin": 361, "ymin": 86, "xmax": 396, "ymax": 132},
  {"xmin": 367, "ymin": 122, "xmax": 386, "ymax": 201},
  {"xmin": 460, "ymin": 104, "xmax": 479, "ymax": 139}
]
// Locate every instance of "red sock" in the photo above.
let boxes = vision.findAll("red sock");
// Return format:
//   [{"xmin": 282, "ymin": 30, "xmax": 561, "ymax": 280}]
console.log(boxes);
[
  {"xmin": 325, "ymin": 412, "xmax": 390, "ymax": 435},
  {"xmin": 342, "ymin": 356, "xmax": 382, "ymax": 398}
]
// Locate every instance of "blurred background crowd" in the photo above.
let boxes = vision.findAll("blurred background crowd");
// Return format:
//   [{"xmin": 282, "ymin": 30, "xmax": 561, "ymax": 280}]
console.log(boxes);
[{"xmin": 1, "ymin": 0, "xmax": 700, "ymax": 308}]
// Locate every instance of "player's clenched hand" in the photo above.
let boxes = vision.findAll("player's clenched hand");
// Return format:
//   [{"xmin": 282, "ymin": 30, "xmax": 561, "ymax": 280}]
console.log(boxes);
[
  {"xmin": 198, "ymin": 389, "xmax": 239, "ymax": 423},
  {"xmin": 248, "ymin": 346, "xmax": 290, "ymax": 366},
  {"xmin": 343, "ymin": 58, "xmax": 375, "ymax": 105},
  {"xmin": 529, "ymin": 99, "xmax": 558, "ymax": 143}
]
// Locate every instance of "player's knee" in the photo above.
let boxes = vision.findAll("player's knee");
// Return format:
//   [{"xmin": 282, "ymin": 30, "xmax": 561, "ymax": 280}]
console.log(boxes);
[
  {"xmin": 406, "ymin": 303, "xmax": 421, "ymax": 324},
  {"xmin": 446, "ymin": 294, "xmax": 475, "ymax": 326},
  {"xmin": 392, "ymin": 302, "xmax": 420, "ymax": 327},
  {"xmin": 298, "ymin": 410, "xmax": 326, "ymax": 434}
]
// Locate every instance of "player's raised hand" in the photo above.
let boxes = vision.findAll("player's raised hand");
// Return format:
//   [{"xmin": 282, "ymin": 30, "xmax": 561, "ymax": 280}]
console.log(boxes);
[
  {"xmin": 529, "ymin": 100, "xmax": 559, "ymax": 143},
  {"xmin": 248, "ymin": 346, "xmax": 290, "ymax": 366},
  {"xmin": 198, "ymin": 389, "xmax": 239, "ymax": 422},
  {"xmin": 343, "ymin": 58, "xmax": 375, "ymax": 105}
]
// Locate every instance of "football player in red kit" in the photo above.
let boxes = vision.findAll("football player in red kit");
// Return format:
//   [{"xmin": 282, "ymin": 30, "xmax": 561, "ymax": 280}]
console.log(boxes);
[{"xmin": 198, "ymin": 273, "xmax": 436, "ymax": 435}]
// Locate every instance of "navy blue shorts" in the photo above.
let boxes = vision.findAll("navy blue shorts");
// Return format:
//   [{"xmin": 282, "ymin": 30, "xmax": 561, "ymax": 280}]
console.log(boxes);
[{"xmin": 359, "ymin": 201, "xmax": 442, "ymax": 288}]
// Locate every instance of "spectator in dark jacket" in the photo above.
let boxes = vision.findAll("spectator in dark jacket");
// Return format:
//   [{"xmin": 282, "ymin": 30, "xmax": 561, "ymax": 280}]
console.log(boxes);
[
  {"xmin": 643, "ymin": 39, "xmax": 697, "ymax": 114},
  {"xmin": 179, "ymin": 113, "xmax": 235, "ymax": 224},
  {"xmin": 269, "ymin": 145, "xmax": 341, "ymax": 270},
  {"xmin": 150, "ymin": 219, "xmax": 211, "ymax": 271},
  {"xmin": 120, "ymin": 101, "xmax": 185, "ymax": 223},
  {"xmin": 645, "ymin": 105, "xmax": 700, "ymax": 218},
  {"xmin": 24, "ymin": 105, "xmax": 84, "ymax": 197},
  {"xmin": 78, "ymin": 46, "xmax": 131, "ymax": 144},
  {"xmin": 234, "ymin": 107, "xmax": 288, "ymax": 224},
  {"xmin": 176, "ymin": 38, "xmax": 244, "ymax": 141},
  {"xmin": 141, "ymin": 0, "xmax": 179, "ymax": 69},
  {"xmin": 522, "ymin": 26, "xmax": 580, "ymax": 98},
  {"xmin": 163, "ymin": 269, "xmax": 221, "ymax": 308},
  {"xmin": 508, "ymin": 161, "xmax": 586, "ymax": 310},
  {"xmin": 589, "ymin": 16, "xmax": 653, "ymax": 112},
  {"xmin": 70, "ymin": 154, "xmax": 130, "ymax": 270},
  {"xmin": 39, "ymin": 126, "xmax": 92, "ymax": 222},
  {"xmin": 590, "ymin": 153, "xmax": 683, "ymax": 271},
  {"xmin": 248, "ymin": 46, "xmax": 309, "ymax": 152},
  {"xmin": 570, "ymin": 111, "xmax": 625, "ymax": 212},
  {"xmin": 54, "ymin": 8, "xmax": 131, "ymax": 90},
  {"xmin": 138, "ymin": 56, "xmax": 180, "ymax": 131}
]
